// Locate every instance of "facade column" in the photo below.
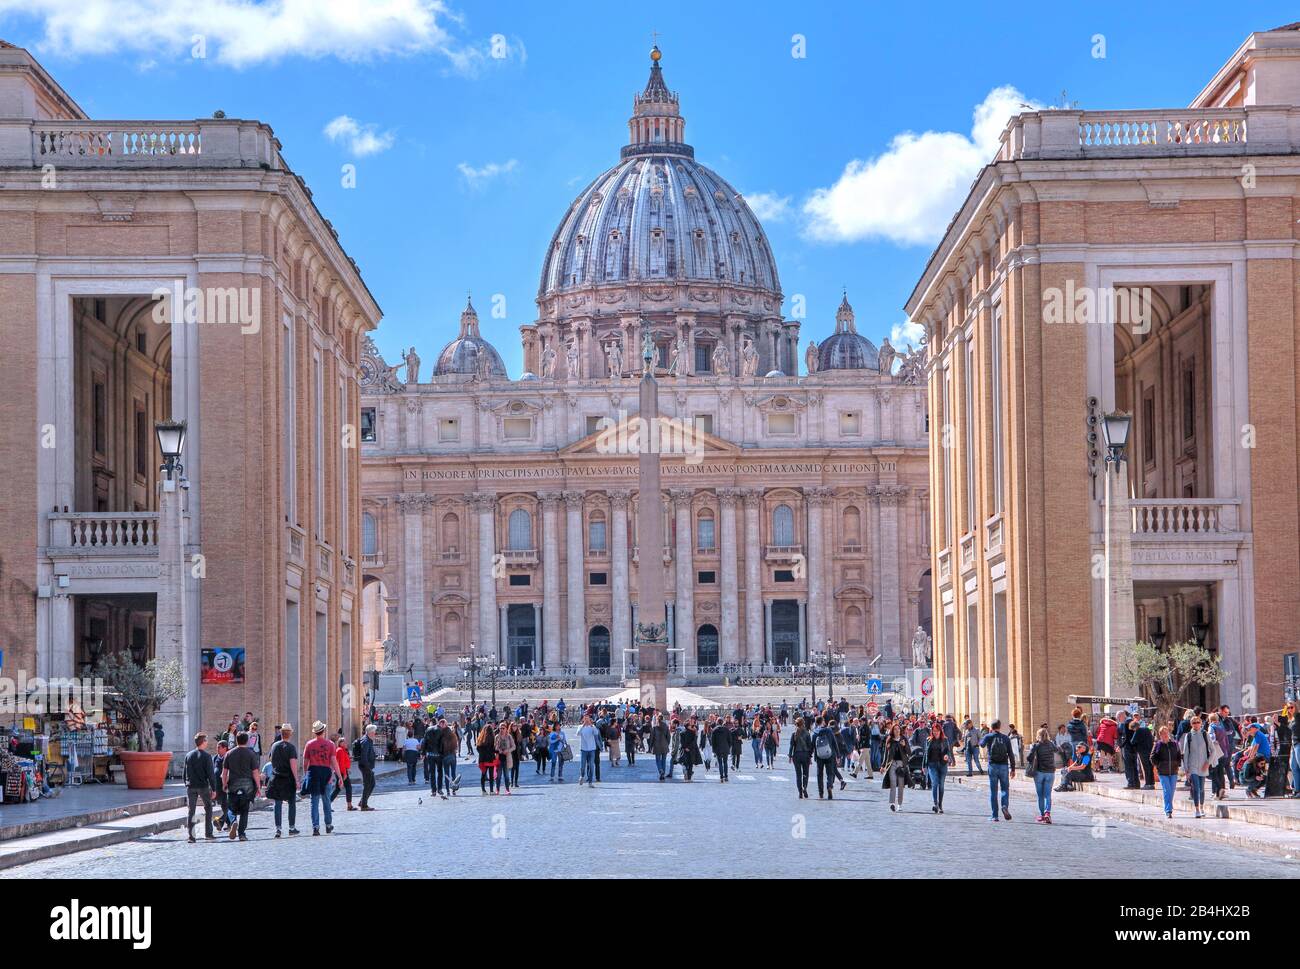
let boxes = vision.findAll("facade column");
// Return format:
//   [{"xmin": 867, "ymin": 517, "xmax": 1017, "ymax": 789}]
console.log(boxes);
[
  {"xmin": 742, "ymin": 489, "xmax": 764, "ymax": 664},
  {"xmin": 805, "ymin": 487, "xmax": 830, "ymax": 659},
  {"xmin": 880, "ymin": 487, "xmax": 904, "ymax": 662},
  {"xmin": 609, "ymin": 489, "xmax": 633, "ymax": 668},
  {"xmin": 540, "ymin": 492, "xmax": 562, "ymax": 671},
  {"xmin": 563, "ymin": 491, "xmax": 586, "ymax": 668},
  {"xmin": 470, "ymin": 493, "xmax": 498, "ymax": 661},
  {"xmin": 868, "ymin": 487, "xmax": 885, "ymax": 652},
  {"xmin": 671, "ymin": 489, "xmax": 695, "ymax": 664},
  {"xmin": 719, "ymin": 488, "xmax": 741, "ymax": 665},
  {"xmin": 398, "ymin": 494, "xmax": 430, "ymax": 670},
  {"xmin": 797, "ymin": 598, "xmax": 806, "ymax": 664},
  {"xmin": 765, "ymin": 599, "xmax": 774, "ymax": 665},
  {"xmin": 531, "ymin": 602, "xmax": 542, "ymax": 671},
  {"xmin": 499, "ymin": 604, "xmax": 508, "ymax": 665}
]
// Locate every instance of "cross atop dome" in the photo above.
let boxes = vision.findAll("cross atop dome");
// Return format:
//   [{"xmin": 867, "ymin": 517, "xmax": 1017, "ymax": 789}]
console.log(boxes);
[{"xmin": 836, "ymin": 291, "xmax": 857, "ymax": 333}]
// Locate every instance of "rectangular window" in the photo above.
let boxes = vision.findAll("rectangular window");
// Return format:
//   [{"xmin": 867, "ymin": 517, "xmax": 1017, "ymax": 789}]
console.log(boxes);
[
  {"xmin": 697, "ymin": 518, "xmax": 715, "ymax": 550},
  {"xmin": 839, "ymin": 411, "xmax": 860, "ymax": 436},
  {"xmin": 360, "ymin": 407, "xmax": 377, "ymax": 443},
  {"xmin": 941, "ymin": 367, "xmax": 952, "ymax": 546},
  {"xmin": 697, "ymin": 570, "xmax": 716, "ymax": 584},
  {"xmin": 134, "ymin": 401, "xmax": 148, "ymax": 478},
  {"xmin": 767, "ymin": 413, "xmax": 796, "ymax": 435},
  {"xmin": 439, "ymin": 417, "xmax": 460, "ymax": 442},
  {"xmin": 1143, "ymin": 388, "xmax": 1156, "ymax": 465},
  {"xmin": 589, "ymin": 571, "xmax": 607, "ymax": 586},
  {"xmin": 92, "ymin": 378, "xmax": 107, "ymax": 456},
  {"xmin": 695, "ymin": 343, "xmax": 713, "ymax": 373},
  {"xmin": 338, "ymin": 378, "xmax": 348, "ymax": 555},
  {"xmin": 586, "ymin": 415, "xmax": 605, "ymax": 436},
  {"xmin": 508, "ymin": 574, "xmax": 531, "ymax": 587},
  {"xmin": 694, "ymin": 414, "xmax": 713, "ymax": 435},
  {"xmin": 283, "ymin": 318, "xmax": 296, "ymax": 524},
  {"xmin": 964, "ymin": 339, "xmax": 975, "ymax": 531},
  {"xmin": 313, "ymin": 353, "xmax": 324, "ymax": 538},
  {"xmin": 503, "ymin": 417, "xmax": 532, "ymax": 440},
  {"xmin": 589, "ymin": 520, "xmax": 607, "ymax": 552},
  {"xmin": 774, "ymin": 569, "xmax": 795, "ymax": 583},
  {"xmin": 1182, "ymin": 360, "xmax": 1196, "ymax": 441}
]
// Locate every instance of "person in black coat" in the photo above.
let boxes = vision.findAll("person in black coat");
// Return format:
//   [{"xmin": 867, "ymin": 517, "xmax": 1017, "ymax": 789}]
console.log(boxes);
[
  {"xmin": 729, "ymin": 719, "xmax": 744, "ymax": 770},
  {"xmin": 711, "ymin": 719, "xmax": 734, "ymax": 782},
  {"xmin": 1130, "ymin": 718, "xmax": 1155, "ymax": 789},
  {"xmin": 183, "ymin": 733, "xmax": 218, "ymax": 842},
  {"xmin": 357, "ymin": 724, "xmax": 379, "ymax": 810},
  {"xmin": 679, "ymin": 721, "xmax": 703, "ymax": 782}
]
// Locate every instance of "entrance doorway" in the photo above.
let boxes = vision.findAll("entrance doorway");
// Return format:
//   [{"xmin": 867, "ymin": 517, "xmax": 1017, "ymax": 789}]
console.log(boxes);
[
  {"xmin": 506, "ymin": 604, "xmax": 536, "ymax": 669},
  {"xmin": 771, "ymin": 599, "xmax": 801, "ymax": 665}
]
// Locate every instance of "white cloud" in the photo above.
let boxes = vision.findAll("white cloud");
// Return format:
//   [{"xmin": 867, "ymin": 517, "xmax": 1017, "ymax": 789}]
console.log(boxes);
[
  {"xmin": 0, "ymin": 0, "xmax": 516, "ymax": 71},
  {"xmin": 743, "ymin": 191, "xmax": 791, "ymax": 223},
  {"xmin": 803, "ymin": 86, "xmax": 1040, "ymax": 246},
  {"xmin": 457, "ymin": 158, "xmax": 518, "ymax": 187},
  {"xmin": 324, "ymin": 115, "xmax": 395, "ymax": 156},
  {"xmin": 440, "ymin": 34, "xmax": 526, "ymax": 78},
  {"xmin": 890, "ymin": 319, "xmax": 926, "ymax": 348}
]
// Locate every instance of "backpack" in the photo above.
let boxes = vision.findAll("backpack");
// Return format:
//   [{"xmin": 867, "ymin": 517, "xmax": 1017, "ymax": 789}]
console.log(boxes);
[
  {"xmin": 987, "ymin": 733, "xmax": 1010, "ymax": 765},
  {"xmin": 351, "ymin": 736, "xmax": 365, "ymax": 763},
  {"xmin": 814, "ymin": 731, "xmax": 835, "ymax": 761}
]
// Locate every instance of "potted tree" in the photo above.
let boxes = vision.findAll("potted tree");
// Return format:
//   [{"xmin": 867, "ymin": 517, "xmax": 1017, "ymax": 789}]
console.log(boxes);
[
  {"xmin": 1119, "ymin": 639, "xmax": 1225, "ymax": 729},
  {"xmin": 93, "ymin": 652, "xmax": 187, "ymax": 789}
]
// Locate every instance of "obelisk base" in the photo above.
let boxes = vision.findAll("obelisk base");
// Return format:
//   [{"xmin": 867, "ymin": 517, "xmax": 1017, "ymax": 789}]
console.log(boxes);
[{"xmin": 639, "ymin": 671, "xmax": 667, "ymax": 714}]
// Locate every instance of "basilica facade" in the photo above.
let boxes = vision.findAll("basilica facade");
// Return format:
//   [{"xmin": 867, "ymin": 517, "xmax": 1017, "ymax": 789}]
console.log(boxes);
[{"xmin": 359, "ymin": 50, "xmax": 930, "ymax": 681}]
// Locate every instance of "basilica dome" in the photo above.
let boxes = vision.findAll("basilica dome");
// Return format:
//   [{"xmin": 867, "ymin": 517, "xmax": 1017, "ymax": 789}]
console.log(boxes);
[
  {"xmin": 817, "ymin": 293, "xmax": 879, "ymax": 371},
  {"xmin": 434, "ymin": 298, "xmax": 507, "ymax": 378},
  {"xmin": 538, "ymin": 49, "xmax": 780, "ymax": 300}
]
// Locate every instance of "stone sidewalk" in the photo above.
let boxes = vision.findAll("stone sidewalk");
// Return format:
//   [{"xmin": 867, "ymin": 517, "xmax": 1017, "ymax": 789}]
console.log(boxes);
[
  {"xmin": 0, "ymin": 759, "xmax": 408, "ymax": 871},
  {"xmin": 951, "ymin": 765, "xmax": 1300, "ymax": 859}
]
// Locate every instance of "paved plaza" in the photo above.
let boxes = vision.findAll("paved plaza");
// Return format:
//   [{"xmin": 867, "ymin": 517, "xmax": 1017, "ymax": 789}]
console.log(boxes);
[{"xmin": 6, "ymin": 750, "xmax": 1295, "ymax": 879}]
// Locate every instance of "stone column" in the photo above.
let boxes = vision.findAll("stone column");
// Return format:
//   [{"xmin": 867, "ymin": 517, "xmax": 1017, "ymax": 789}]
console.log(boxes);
[
  {"xmin": 805, "ymin": 487, "xmax": 831, "ymax": 658},
  {"xmin": 532, "ymin": 602, "xmax": 542, "ymax": 671},
  {"xmin": 719, "ymin": 488, "xmax": 741, "ymax": 665},
  {"xmin": 879, "ymin": 487, "xmax": 904, "ymax": 661},
  {"xmin": 764, "ymin": 599, "xmax": 774, "ymax": 665},
  {"xmin": 609, "ymin": 489, "xmax": 632, "ymax": 666},
  {"xmin": 563, "ymin": 491, "xmax": 586, "ymax": 668},
  {"xmin": 540, "ymin": 492, "xmax": 562, "ymax": 671},
  {"xmin": 1103, "ymin": 463, "xmax": 1137, "ymax": 697},
  {"xmin": 868, "ymin": 487, "xmax": 885, "ymax": 650},
  {"xmin": 499, "ymin": 604, "xmax": 508, "ymax": 665},
  {"xmin": 671, "ymin": 489, "xmax": 695, "ymax": 662},
  {"xmin": 742, "ymin": 489, "xmax": 764, "ymax": 664},
  {"xmin": 398, "ymin": 494, "xmax": 430, "ymax": 670},
  {"xmin": 470, "ymin": 493, "xmax": 498, "ymax": 660},
  {"xmin": 155, "ymin": 474, "xmax": 189, "ymax": 754}
]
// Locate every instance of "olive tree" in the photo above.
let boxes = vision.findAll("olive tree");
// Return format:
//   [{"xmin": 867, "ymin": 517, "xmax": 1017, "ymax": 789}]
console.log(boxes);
[
  {"xmin": 93, "ymin": 653, "xmax": 187, "ymax": 752},
  {"xmin": 1119, "ymin": 639, "xmax": 1224, "ymax": 729}
]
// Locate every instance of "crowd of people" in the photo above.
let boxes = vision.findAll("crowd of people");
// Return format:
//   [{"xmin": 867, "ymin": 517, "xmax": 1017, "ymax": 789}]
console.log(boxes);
[{"xmin": 178, "ymin": 697, "xmax": 1300, "ymax": 842}]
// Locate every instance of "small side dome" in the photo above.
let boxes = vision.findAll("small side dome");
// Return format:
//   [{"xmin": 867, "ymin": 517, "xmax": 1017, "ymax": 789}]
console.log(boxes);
[
  {"xmin": 764, "ymin": 369, "xmax": 785, "ymax": 378},
  {"xmin": 433, "ymin": 298, "xmax": 508, "ymax": 378},
  {"xmin": 519, "ymin": 371, "xmax": 539, "ymax": 381},
  {"xmin": 817, "ymin": 291, "xmax": 879, "ymax": 371}
]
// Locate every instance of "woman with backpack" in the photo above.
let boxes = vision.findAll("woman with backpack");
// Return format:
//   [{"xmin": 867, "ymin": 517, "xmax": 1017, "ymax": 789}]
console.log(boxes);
[
  {"xmin": 788, "ymin": 717, "xmax": 813, "ymax": 799},
  {"xmin": 477, "ymin": 723, "xmax": 500, "ymax": 795},
  {"xmin": 1179, "ymin": 714, "xmax": 1217, "ymax": 818},
  {"xmin": 881, "ymin": 723, "xmax": 910, "ymax": 812},
  {"xmin": 1151, "ymin": 724, "xmax": 1184, "ymax": 818},
  {"xmin": 1026, "ymin": 728, "xmax": 1058, "ymax": 823}
]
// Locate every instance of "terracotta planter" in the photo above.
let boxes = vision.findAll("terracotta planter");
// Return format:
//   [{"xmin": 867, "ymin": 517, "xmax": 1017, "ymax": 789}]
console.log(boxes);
[{"xmin": 117, "ymin": 750, "xmax": 173, "ymax": 790}]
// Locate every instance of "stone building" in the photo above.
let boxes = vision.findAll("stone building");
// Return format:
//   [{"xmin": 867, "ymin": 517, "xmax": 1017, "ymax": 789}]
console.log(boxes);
[
  {"xmin": 0, "ymin": 42, "xmax": 381, "ymax": 747},
  {"xmin": 907, "ymin": 24, "xmax": 1300, "ymax": 727},
  {"xmin": 359, "ymin": 50, "xmax": 930, "ymax": 681}
]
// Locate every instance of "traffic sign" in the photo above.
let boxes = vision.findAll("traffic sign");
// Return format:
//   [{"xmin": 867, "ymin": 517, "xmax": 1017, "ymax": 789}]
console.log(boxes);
[
  {"xmin": 866, "ymin": 677, "xmax": 883, "ymax": 695},
  {"xmin": 867, "ymin": 700, "xmax": 879, "ymax": 715},
  {"xmin": 921, "ymin": 677, "xmax": 933, "ymax": 697}
]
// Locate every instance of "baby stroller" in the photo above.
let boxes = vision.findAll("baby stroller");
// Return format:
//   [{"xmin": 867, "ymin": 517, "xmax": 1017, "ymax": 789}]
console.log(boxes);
[{"xmin": 907, "ymin": 747, "xmax": 928, "ymax": 789}]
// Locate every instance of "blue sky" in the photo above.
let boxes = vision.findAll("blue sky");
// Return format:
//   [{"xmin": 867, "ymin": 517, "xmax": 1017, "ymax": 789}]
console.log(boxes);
[{"xmin": 2, "ymin": 1, "xmax": 1294, "ymax": 374}]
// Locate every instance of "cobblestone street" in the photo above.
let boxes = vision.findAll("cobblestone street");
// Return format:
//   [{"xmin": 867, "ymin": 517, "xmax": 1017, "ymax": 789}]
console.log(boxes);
[{"xmin": 8, "ymin": 752, "xmax": 1296, "ymax": 878}]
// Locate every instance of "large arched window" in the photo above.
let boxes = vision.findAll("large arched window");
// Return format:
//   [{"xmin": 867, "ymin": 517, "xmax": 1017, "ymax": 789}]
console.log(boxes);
[
  {"xmin": 772, "ymin": 504, "xmax": 795, "ymax": 546},
  {"xmin": 696, "ymin": 624, "xmax": 719, "ymax": 667},
  {"xmin": 440, "ymin": 512, "xmax": 460, "ymax": 554},
  {"xmin": 361, "ymin": 512, "xmax": 377, "ymax": 555},
  {"xmin": 508, "ymin": 508, "xmax": 532, "ymax": 550},
  {"xmin": 696, "ymin": 509, "xmax": 715, "ymax": 550},
  {"xmin": 588, "ymin": 511, "xmax": 607, "ymax": 553},
  {"xmin": 843, "ymin": 506, "xmax": 861, "ymax": 546},
  {"xmin": 588, "ymin": 625, "xmax": 611, "ymax": 670}
]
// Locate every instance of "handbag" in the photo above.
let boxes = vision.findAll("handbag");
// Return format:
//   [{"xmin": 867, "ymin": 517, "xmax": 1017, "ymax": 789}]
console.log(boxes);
[
  {"xmin": 1024, "ymin": 744, "xmax": 1038, "ymax": 778},
  {"xmin": 561, "ymin": 744, "xmax": 574, "ymax": 763}
]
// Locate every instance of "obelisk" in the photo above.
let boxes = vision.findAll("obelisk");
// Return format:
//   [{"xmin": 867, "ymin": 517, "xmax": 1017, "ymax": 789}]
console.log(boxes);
[{"xmin": 635, "ymin": 331, "xmax": 669, "ymax": 713}]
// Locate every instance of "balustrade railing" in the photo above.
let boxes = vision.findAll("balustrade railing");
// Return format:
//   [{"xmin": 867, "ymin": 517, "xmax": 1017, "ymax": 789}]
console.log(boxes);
[
  {"xmin": 48, "ymin": 512, "xmax": 159, "ymax": 550},
  {"xmin": 1130, "ymin": 498, "xmax": 1239, "ymax": 536}
]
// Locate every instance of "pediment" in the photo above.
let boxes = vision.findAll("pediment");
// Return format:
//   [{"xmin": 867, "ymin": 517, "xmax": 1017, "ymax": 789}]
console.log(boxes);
[{"xmin": 560, "ymin": 416, "xmax": 741, "ymax": 456}]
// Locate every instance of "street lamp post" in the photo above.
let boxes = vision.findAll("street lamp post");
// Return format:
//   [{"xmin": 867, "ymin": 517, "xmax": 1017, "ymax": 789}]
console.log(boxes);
[
  {"xmin": 810, "ymin": 643, "xmax": 845, "ymax": 710},
  {"xmin": 459, "ymin": 645, "xmax": 487, "ymax": 709},
  {"xmin": 1101, "ymin": 411, "xmax": 1133, "ymax": 697},
  {"xmin": 153, "ymin": 420, "xmax": 189, "ymax": 755}
]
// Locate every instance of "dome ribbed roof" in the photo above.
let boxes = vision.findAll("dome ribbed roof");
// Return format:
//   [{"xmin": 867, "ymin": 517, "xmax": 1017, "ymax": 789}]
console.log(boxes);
[
  {"xmin": 538, "ymin": 49, "xmax": 780, "ymax": 301},
  {"xmin": 817, "ymin": 292, "xmax": 879, "ymax": 371},
  {"xmin": 433, "ymin": 299, "xmax": 508, "ymax": 378}
]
